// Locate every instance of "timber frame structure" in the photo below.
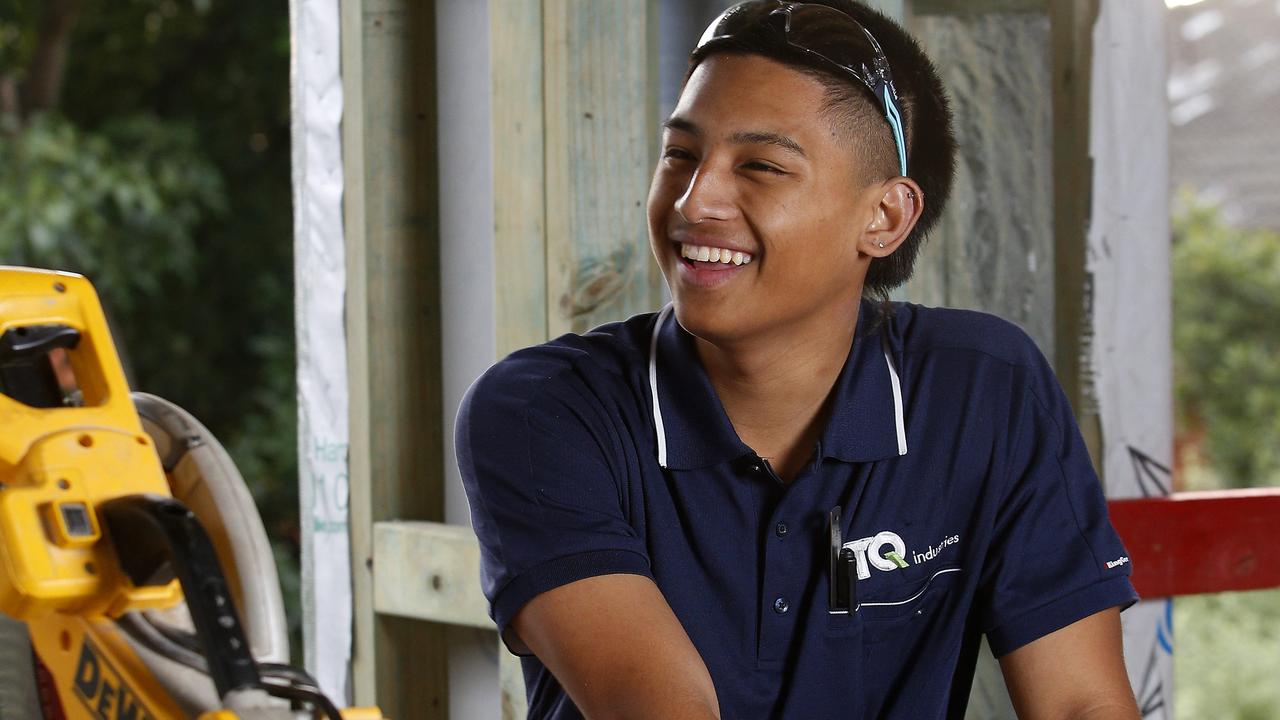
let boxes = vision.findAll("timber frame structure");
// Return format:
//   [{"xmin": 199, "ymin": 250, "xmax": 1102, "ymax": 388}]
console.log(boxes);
[{"xmin": 334, "ymin": 2, "xmax": 1279, "ymax": 718}]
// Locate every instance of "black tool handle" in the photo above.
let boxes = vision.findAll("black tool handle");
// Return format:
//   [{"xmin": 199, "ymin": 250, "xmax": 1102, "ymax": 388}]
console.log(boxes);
[
  {"xmin": 100, "ymin": 495, "xmax": 261, "ymax": 698},
  {"xmin": 0, "ymin": 324, "xmax": 81, "ymax": 360}
]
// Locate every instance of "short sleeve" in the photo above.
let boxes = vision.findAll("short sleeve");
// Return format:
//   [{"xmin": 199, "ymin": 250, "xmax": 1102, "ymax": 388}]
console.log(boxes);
[
  {"xmin": 979, "ymin": 361, "xmax": 1139, "ymax": 657},
  {"xmin": 456, "ymin": 356, "xmax": 651, "ymax": 653}
]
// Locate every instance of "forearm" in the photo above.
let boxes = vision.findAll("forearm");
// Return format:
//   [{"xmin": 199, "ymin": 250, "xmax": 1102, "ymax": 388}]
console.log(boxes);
[
  {"xmin": 1061, "ymin": 699, "xmax": 1140, "ymax": 720},
  {"xmin": 583, "ymin": 682, "xmax": 720, "ymax": 720},
  {"xmin": 515, "ymin": 574, "xmax": 722, "ymax": 720},
  {"xmin": 1011, "ymin": 694, "xmax": 1138, "ymax": 720},
  {"xmin": 1002, "ymin": 609, "xmax": 1139, "ymax": 720},
  {"xmin": 563, "ymin": 654, "xmax": 720, "ymax": 720}
]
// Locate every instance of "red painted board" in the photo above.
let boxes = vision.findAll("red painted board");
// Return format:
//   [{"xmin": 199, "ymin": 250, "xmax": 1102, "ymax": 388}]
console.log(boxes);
[{"xmin": 1108, "ymin": 490, "xmax": 1280, "ymax": 598}]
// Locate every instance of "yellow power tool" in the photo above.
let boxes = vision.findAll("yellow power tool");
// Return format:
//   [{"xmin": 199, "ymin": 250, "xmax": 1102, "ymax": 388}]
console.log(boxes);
[{"xmin": 0, "ymin": 266, "xmax": 382, "ymax": 720}]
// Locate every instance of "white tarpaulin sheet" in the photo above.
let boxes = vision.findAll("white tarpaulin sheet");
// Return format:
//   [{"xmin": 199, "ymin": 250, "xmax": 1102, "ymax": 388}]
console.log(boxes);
[
  {"xmin": 290, "ymin": 0, "xmax": 351, "ymax": 704},
  {"xmin": 1088, "ymin": 1, "xmax": 1175, "ymax": 716}
]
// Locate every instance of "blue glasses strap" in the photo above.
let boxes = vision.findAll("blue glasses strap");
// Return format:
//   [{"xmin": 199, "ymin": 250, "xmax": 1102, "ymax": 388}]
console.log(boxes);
[{"xmin": 883, "ymin": 87, "xmax": 908, "ymax": 177}]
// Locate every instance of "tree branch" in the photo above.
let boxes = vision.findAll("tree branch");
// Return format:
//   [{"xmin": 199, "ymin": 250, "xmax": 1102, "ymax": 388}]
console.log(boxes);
[
  {"xmin": 21, "ymin": 0, "xmax": 79, "ymax": 117},
  {"xmin": 0, "ymin": 74, "xmax": 18, "ymax": 120}
]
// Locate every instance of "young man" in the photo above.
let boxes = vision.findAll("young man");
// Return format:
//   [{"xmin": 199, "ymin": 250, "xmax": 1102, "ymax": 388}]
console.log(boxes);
[{"xmin": 457, "ymin": 1, "xmax": 1140, "ymax": 717}]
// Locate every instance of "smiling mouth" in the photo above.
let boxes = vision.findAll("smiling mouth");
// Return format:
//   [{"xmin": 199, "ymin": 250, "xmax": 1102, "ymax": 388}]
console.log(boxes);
[{"xmin": 677, "ymin": 242, "xmax": 754, "ymax": 267}]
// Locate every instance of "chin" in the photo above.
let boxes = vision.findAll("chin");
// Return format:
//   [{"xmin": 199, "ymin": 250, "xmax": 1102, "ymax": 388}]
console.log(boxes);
[{"xmin": 670, "ymin": 296, "xmax": 754, "ymax": 346}]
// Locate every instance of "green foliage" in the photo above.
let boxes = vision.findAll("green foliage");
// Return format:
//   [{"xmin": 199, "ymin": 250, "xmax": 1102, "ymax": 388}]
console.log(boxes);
[
  {"xmin": 1176, "ymin": 589, "xmax": 1280, "ymax": 720},
  {"xmin": 2, "ymin": 1, "xmax": 300, "ymax": 657},
  {"xmin": 1172, "ymin": 195, "xmax": 1280, "ymax": 489},
  {"xmin": 0, "ymin": 113, "xmax": 223, "ymax": 313},
  {"xmin": 1172, "ymin": 195, "xmax": 1280, "ymax": 718},
  {"xmin": 0, "ymin": 0, "xmax": 39, "ymax": 78}
]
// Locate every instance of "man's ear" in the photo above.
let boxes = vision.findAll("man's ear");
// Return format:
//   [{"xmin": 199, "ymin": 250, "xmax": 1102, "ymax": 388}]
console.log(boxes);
[{"xmin": 860, "ymin": 178, "xmax": 924, "ymax": 258}]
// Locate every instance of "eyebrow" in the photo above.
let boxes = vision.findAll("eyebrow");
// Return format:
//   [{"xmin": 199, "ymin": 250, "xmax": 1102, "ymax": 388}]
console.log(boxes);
[{"xmin": 662, "ymin": 117, "xmax": 807, "ymax": 158}]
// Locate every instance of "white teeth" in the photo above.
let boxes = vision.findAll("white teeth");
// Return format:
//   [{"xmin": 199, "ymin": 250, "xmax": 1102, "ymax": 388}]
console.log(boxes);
[{"xmin": 680, "ymin": 243, "xmax": 754, "ymax": 266}]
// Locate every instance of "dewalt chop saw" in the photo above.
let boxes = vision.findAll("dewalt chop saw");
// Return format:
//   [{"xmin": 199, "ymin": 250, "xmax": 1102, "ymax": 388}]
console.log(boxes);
[{"xmin": 0, "ymin": 266, "xmax": 382, "ymax": 720}]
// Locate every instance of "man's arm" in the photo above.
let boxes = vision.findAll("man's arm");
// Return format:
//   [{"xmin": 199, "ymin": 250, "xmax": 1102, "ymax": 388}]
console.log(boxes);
[
  {"xmin": 998, "ymin": 607, "xmax": 1140, "ymax": 720},
  {"xmin": 512, "ymin": 573, "xmax": 720, "ymax": 720}
]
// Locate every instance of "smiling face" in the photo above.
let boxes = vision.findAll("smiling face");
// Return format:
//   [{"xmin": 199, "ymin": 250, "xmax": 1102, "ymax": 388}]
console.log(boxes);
[{"xmin": 647, "ymin": 53, "xmax": 883, "ymax": 346}]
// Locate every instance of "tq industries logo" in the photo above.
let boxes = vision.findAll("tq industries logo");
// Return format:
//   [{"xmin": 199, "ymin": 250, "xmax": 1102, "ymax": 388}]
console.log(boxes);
[{"xmin": 842, "ymin": 531, "xmax": 960, "ymax": 579}]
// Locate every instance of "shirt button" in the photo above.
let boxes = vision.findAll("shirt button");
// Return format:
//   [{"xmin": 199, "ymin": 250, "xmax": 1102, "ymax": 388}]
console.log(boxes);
[
  {"xmin": 775, "ymin": 522, "xmax": 788, "ymax": 538},
  {"xmin": 773, "ymin": 597, "xmax": 789, "ymax": 614},
  {"xmin": 749, "ymin": 462, "xmax": 763, "ymax": 475}
]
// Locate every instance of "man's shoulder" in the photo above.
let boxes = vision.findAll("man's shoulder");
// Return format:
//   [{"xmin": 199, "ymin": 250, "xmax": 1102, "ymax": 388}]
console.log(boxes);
[
  {"xmin": 463, "ymin": 311, "xmax": 657, "ymax": 417},
  {"xmin": 893, "ymin": 302, "xmax": 1047, "ymax": 372}
]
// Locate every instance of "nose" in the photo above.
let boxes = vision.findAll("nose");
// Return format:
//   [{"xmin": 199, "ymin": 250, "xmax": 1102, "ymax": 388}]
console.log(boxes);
[{"xmin": 674, "ymin": 165, "xmax": 735, "ymax": 224}]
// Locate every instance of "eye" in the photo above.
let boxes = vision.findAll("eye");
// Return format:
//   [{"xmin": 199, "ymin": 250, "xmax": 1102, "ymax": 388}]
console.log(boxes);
[
  {"xmin": 662, "ymin": 146, "xmax": 696, "ymax": 162},
  {"xmin": 742, "ymin": 160, "xmax": 786, "ymax": 175}
]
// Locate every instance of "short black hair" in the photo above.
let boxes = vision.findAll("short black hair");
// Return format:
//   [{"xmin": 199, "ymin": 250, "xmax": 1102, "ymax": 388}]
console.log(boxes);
[{"xmin": 687, "ymin": 0, "xmax": 957, "ymax": 298}]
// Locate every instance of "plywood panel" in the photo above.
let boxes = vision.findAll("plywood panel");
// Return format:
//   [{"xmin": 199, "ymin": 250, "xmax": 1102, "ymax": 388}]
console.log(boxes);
[{"xmin": 903, "ymin": 11, "xmax": 1056, "ymax": 357}]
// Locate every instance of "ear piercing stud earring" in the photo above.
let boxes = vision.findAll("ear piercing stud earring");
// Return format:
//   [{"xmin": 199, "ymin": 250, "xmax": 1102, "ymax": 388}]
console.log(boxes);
[{"xmin": 878, "ymin": 242, "xmax": 886, "ymax": 248}]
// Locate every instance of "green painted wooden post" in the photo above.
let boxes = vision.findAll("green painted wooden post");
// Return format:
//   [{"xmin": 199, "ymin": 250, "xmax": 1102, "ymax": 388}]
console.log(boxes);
[{"xmin": 344, "ymin": 0, "xmax": 449, "ymax": 717}]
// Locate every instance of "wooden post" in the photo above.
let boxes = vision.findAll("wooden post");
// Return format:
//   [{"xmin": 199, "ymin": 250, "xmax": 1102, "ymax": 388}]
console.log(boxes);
[
  {"xmin": 344, "ymin": 0, "xmax": 448, "ymax": 717},
  {"xmin": 542, "ymin": 0, "xmax": 665, "ymax": 337},
  {"xmin": 492, "ymin": 0, "xmax": 550, "ymax": 357},
  {"xmin": 488, "ymin": 1, "xmax": 664, "ymax": 715},
  {"xmin": 342, "ymin": 2, "xmax": 662, "ymax": 717},
  {"xmin": 1049, "ymin": 0, "xmax": 1102, "ymax": 468}
]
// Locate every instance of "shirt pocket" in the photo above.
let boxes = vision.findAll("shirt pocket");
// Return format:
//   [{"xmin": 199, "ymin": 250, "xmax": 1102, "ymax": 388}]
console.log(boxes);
[
  {"xmin": 858, "ymin": 565, "xmax": 963, "ymax": 645},
  {"xmin": 822, "ymin": 566, "xmax": 963, "ymax": 642}
]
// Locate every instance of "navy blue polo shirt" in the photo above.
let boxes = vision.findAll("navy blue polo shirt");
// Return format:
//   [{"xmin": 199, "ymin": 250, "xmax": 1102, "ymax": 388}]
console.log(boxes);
[{"xmin": 456, "ymin": 299, "xmax": 1138, "ymax": 719}]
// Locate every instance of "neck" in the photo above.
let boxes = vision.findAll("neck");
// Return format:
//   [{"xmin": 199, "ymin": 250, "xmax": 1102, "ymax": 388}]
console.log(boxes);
[{"xmin": 695, "ymin": 298, "xmax": 863, "ymax": 482}]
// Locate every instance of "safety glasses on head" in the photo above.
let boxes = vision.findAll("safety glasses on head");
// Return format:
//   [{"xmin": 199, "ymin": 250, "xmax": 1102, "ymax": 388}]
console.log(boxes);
[{"xmin": 695, "ymin": 0, "xmax": 909, "ymax": 177}]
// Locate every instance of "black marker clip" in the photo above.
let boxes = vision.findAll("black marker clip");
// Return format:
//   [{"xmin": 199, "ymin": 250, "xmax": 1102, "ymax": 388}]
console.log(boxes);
[{"xmin": 828, "ymin": 506, "xmax": 858, "ymax": 614}]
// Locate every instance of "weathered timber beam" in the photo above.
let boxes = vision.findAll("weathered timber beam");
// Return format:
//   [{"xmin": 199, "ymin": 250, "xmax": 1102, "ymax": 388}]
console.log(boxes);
[{"xmin": 372, "ymin": 521, "xmax": 492, "ymax": 630}]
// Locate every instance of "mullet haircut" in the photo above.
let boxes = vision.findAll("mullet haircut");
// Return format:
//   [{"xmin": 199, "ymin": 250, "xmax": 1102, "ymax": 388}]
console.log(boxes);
[{"xmin": 687, "ymin": 0, "xmax": 957, "ymax": 298}]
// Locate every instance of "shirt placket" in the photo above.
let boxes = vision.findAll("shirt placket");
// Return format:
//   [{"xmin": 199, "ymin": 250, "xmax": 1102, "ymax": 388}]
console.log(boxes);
[{"xmin": 755, "ymin": 457, "xmax": 817, "ymax": 665}]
